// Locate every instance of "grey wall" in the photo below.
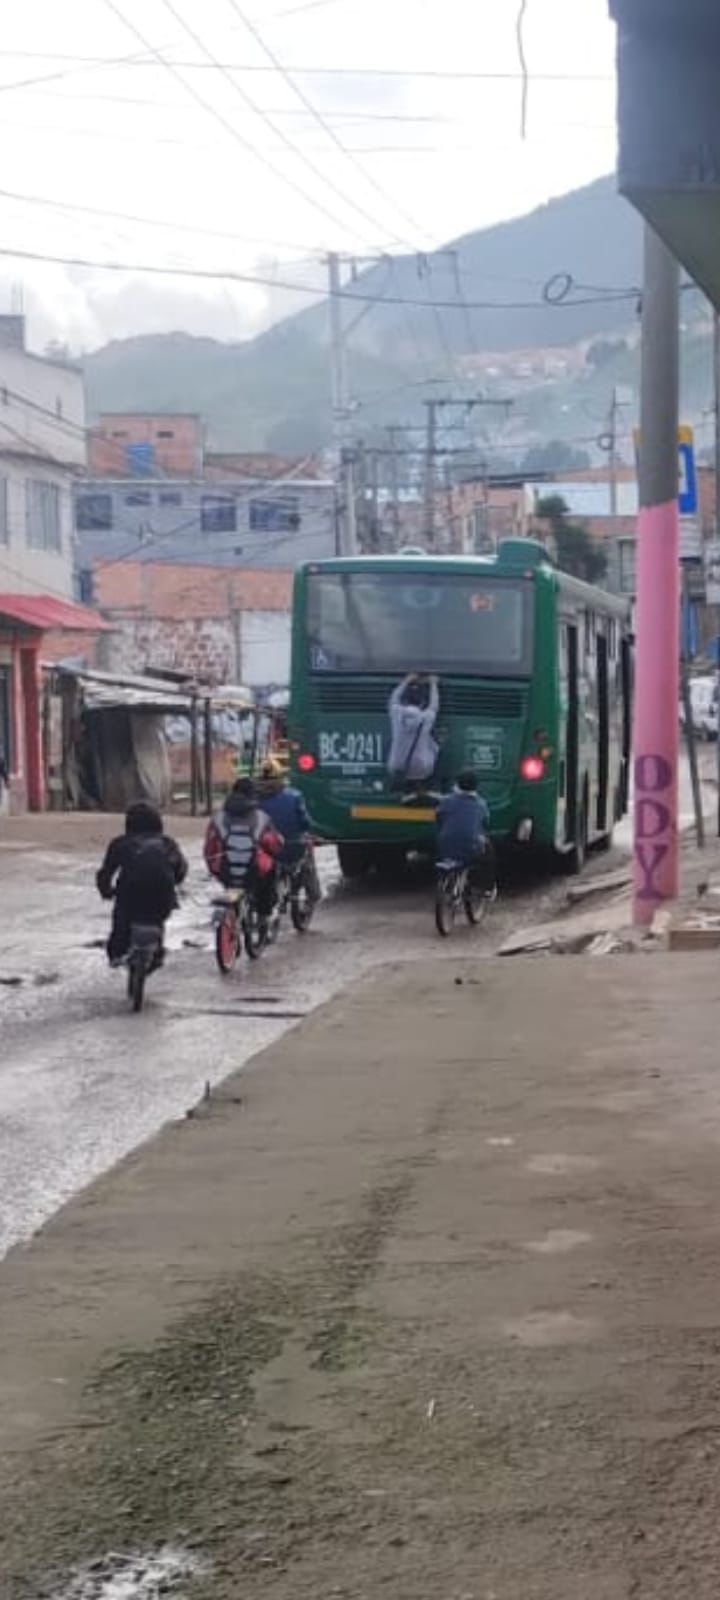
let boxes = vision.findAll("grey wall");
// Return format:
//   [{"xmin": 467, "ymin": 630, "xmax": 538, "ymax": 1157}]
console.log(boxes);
[{"xmin": 75, "ymin": 477, "xmax": 338, "ymax": 573}]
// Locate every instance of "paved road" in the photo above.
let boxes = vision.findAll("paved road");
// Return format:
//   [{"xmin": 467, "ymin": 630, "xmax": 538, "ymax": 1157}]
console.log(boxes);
[{"xmin": 0, "ymin": 821, "xmax": 577, "ymax": 1261}]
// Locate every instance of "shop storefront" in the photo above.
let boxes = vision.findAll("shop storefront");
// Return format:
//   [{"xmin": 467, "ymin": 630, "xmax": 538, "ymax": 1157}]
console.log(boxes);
[{"xmin": 0, "ymin": 596, "xmax": 106, "ymax": 812}]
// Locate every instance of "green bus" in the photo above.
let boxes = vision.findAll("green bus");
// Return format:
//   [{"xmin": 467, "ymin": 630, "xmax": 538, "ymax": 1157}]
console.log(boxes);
[{"xmin": 289, "ymin": 541, "xmax": 632, "ymax": 876}]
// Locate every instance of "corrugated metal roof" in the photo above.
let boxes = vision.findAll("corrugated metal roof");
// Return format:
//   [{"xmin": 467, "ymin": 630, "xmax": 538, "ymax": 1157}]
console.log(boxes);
[
  {"xmin": 49, "ymin": 663, "xmax": 255, "ymax": 713},
  {"xmin": 0, "ymin": 594, "xmax": 110, "ymax": 632}
]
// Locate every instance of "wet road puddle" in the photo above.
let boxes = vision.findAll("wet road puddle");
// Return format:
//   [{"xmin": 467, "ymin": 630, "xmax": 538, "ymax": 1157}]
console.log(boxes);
[{"xmin": 53, "ymin": 1545, "xmax": 204, "ymax": 1600}]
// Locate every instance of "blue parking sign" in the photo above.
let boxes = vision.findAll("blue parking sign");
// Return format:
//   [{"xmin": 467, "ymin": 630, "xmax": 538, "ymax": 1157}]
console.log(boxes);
[{"xmin": 678, "ymin": 428, "xmax": 697, "ymax": 515}]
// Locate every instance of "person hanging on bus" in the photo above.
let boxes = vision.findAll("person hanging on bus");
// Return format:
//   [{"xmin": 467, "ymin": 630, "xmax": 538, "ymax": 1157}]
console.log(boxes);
[
  {"xmin": 387, "ymin": 672, "xmax": 440, "ymax": 789},
  {"xmin": 435, "ymin": 769, "xmax": 497, "ymax": 898}
]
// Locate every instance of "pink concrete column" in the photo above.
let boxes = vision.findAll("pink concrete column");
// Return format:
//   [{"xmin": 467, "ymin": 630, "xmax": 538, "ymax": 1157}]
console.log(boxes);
[
  {"xmin": 633, "ymin": 226, "xmax": 680, "ymax": 925},
  {"xmin": 632, "ymin": 501, "xmax": 679, "ymax": 918}
]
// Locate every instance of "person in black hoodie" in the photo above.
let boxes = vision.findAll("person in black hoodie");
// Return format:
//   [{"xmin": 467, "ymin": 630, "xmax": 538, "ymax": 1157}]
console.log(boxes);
[{"xmin": 96, "ymin": 801, "xmax": 188, "ymax": 965}]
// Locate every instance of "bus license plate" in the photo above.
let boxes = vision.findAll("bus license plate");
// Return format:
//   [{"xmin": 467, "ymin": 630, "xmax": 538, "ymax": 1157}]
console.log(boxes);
[{"xmin": 319, "ymin": 730, "xmax": 384, "ymax": 767}]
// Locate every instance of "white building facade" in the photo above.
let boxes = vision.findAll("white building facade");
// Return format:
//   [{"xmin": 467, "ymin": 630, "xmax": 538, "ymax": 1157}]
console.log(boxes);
[{"xmin": 0, "ymin": 318, "xmax": 86, "ymax": 599}]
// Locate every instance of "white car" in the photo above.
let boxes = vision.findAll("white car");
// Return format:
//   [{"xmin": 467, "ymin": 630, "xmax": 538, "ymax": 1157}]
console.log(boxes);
[{"xmin": 680, "ymin": 676, "xmax": 718, "ymax": 740}]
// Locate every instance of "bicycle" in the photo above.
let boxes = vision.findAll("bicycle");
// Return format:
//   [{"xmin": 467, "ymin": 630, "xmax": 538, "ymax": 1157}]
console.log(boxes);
[
  {"xmin": 212, "ymin": 884, "xmax": 268, "ymax": 974},
  {"xmin": 125, "ymin": 921, "xmax": 163, "ymax": 1011},
  {"xmin": 434, "ymin": 859, "xmax": 493, "ymax": 938},
  {"xmin": 276, "ymin": 844, "xmax": 319, "ymax": 935}
]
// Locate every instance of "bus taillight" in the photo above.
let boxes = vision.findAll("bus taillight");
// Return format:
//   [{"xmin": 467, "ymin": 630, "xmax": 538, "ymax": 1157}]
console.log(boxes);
[
  {"xmin": 297, "ymin": 752, "xmax": 316, "ymax": 773},
  {"xmin": 519, "ymin": 754, "xmax": 545, "ymax": 782}
]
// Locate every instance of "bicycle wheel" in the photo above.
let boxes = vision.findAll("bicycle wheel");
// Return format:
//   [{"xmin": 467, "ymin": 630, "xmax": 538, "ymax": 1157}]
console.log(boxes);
[
  {"xmin": 128, "ymin": 955, "xmax": 146, "ymax": 1012},
  {"xmin": 290, "ymin": 877, "xmax": 315, "ymax": 932},
  {"xmin": 463, "ymin": 881, "xmax": 488, "ymax": 925},
  {"xmin": 243, "ymin": 903, "xmax": 267, "ymax": 960},
  {"xmin": 435, "ymin": 873, "xmax": 456, "ymax": 937},
  {"xmin": 215, "ymin": 908, "xmax": 239, "ymax": 974}
]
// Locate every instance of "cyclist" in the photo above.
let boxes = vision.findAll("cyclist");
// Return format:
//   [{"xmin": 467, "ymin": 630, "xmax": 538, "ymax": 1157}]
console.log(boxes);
[
  {"xmin": 96, "ymin": 801, "xmax": 188, "ymax": 965},
  {"xmin": 204, "ymin": 777, "xmax": 282, "ymax": 918},
  {"xmin": 256, "ymin": 757, "xmax": 321, "ymax": 902},
  {"xmin": 435, "ymin": 769, "xmax": 496, "ymax": 898}
]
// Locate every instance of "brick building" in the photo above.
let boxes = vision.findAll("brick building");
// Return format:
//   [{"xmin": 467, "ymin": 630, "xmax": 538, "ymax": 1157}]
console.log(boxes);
[
  {"xmin": 88, "ymin": 413, "xmax": 204, "ymax": 478},
  {"xmin": 94, "ymin": 562, "xmax": 293, "ymax": 691}
]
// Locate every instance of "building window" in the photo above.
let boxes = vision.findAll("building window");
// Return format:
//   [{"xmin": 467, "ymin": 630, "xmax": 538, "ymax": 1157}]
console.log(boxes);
[
  {"xmin": 618, "ymin": 539, "xmax": 636, "ymax": 595},
  {"xmin": 201, "ymin": 494, "xmax": 236, "ymax": 533},
  {"xmin": 78, "ymin": 568, "xmax": 94, "ymax": 604},
  {"xmin": 249, "ymin": 496, "xmax": 300, "ymax": 533},
  {"xmin": 0, "ymin": 478, "xmax": 8, "ymax": 545},
  {"xmin": 159, "ymin": 490, "xmax": 182, "ymax": 506},
  {"xmin": 125, "ymin": 490, "xmax": 152, "ymax": 507},
  {"xmin": 26, "ymin": 480, "xmax": 61, "ymax": 552},
  {"xmin": 111, "ymin": 430, "xmax": 128, "ymax": 439},
  {"xmin": 156, "ymin": 429, "xmax": 174, "ymax": 439},
  {"xmin": 76, "ymin": 491, "xmax": 113, "ymax": 531}
]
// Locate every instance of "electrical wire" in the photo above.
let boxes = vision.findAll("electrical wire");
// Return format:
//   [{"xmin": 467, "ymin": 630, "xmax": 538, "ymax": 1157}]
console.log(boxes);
[
  {"xmin": 153, "ymin": 0, "xmax": 414, "ymax": 249},
  {"xmin": 225, "ymin": 0, "xmax": 429, "ymax": 248},
  {"xmin": 0, "ymin": 183, "xmax": 330, "ymax": 259},
  {"xmin": 0, "ymin": 242, "xmax": 644, "ymax": 310},
  {"xmin": 102, "ymin": 0, "xmax": 375, "ymax": 247},
  {"xmin": 0, "ymin": 53, "xmax": 614, "ymax": 82}
]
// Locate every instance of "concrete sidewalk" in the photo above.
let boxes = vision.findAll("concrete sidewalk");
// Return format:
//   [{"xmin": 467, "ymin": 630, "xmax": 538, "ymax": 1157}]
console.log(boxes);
[{"xmin": 3, "ymin": 953, "xmax": 720, "ymax": 1599}]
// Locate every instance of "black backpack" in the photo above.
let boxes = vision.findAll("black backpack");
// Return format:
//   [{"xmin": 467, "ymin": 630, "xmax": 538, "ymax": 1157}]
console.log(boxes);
[{"xmin": 122, "ymin": 837, "xmax": 177, "ymax": 920}]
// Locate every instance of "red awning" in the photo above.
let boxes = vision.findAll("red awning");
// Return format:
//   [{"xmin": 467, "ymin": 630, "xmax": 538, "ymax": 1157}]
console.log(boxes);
[{"xmin": 0, "ymin": 593, "xmax": 109, "ymax": 632}]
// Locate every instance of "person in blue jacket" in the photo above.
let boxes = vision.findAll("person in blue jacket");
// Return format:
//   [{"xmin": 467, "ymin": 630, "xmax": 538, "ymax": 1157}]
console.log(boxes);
[
  {"xmin": 257, "ymin": 757, "xmax": 321, "ymax": 901},
  {"xmin": 435, "ymin": 769, "xmax": 497, "ymax": 897}
]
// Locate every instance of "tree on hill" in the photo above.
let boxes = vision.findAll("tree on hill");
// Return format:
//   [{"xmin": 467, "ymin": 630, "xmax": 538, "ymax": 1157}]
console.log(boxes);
[{"xmin": 535, "ymin": 495, "xmax": 607, "ymax": 584}]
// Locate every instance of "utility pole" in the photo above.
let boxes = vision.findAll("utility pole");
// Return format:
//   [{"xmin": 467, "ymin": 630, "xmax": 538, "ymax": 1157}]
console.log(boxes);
[
  {"xmin": 328, "ymin": 251, "xmax": 357, "ymax": 556},
  {"xmin": 608, "ymin": 385, "xmax": 620, "ymax": 520},
  {"xmin": 714, "ymin": 311, "xmax": 720, "ymax": 836},
  {"xmin": 422, "ymin": 394, "xmax": 512, "ymax": 552},
  {"xmin": 633, "ymin": 224, "xmax": 680, "ymax": 925},
  {"xmin": 422, "ymin": 398, "xmax": 439, "ymax": 549},
  {"xmin": 386, "ymin": 425, "xmax": 402, "ymax": 549},
  {"xmin": 370, "ymin": 448, "xmax": 381, "ymax": 550}
]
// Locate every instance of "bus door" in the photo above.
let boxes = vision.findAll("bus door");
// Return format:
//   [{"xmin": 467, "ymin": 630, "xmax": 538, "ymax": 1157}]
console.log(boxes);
[
  {"xmin": 562, "ymin": 621, "xmax": 580, "ymax": 847},
  {"xmin": 596, "ymin": 629, "xmax": 609, "ymax": 833},
  {"xmin": 619, "ymin": 633, "xmax": 632, "ymax": 814}
]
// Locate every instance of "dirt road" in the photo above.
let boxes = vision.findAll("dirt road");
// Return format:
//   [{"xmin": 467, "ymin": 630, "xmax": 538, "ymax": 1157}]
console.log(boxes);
[
  {"xmin": 3, "ymin": 951, "xmax": 720, "ymax": 1599},
  {"xmin": 0, "ymin": 814, "xmax": 578, "ymax": 1260}
]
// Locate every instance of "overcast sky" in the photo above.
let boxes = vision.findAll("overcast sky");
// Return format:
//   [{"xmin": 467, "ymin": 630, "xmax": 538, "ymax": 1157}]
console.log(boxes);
[{"xmin": 0, "ymin": 0, "xmax": 618, "ymax": 351}]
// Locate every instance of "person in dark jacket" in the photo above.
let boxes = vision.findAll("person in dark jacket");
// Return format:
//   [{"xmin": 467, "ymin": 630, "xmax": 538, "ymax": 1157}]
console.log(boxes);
[
  {"xmin": 96, "ymin": 801, "xmax": 188, "ymax": 965},
  {"xmin": 204, "ymin": 777, "xmax": 282, "ymax": 918},
  {"xmin": 435, "ymin": 770, "xmax": 496, "ymax": 897},
  {"xmin": 257, "ymin": 757, "xmax": 321, "ymax": 902}
]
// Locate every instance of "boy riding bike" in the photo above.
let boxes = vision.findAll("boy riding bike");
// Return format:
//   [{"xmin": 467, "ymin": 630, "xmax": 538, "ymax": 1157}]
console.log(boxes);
[{"xmin": 435, "ymin": 770, "xmax": 497, "ymax": 899}]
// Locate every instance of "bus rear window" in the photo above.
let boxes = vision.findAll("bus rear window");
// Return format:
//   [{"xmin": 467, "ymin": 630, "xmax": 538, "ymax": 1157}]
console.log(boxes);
[{"xmin": 306, "ymin": 572, "xmax": 533, "ymax": 676}]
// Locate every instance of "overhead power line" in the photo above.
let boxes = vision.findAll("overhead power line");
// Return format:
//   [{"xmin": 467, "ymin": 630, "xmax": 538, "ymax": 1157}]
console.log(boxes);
[
  {"xmin": 0, "ymin": 242, "xmax": 643, "ymax": 310},
  {"xmin": 0, "ymin": 53, "xmax": 614, "ymax": 82},
  {"xmin": 152, "ymin": 0, "xmax": 416, "ymax": 250},
  {"xmin": 101, "ymin": 0, "xmax": 378, "ymax": 247},
  {"xmin": 0, "ymin": 183, "xmax": 331, "ymax": 257},
  {"xmin": 225, "ymin": 0, "xmax": 428, "ymax": 248}
]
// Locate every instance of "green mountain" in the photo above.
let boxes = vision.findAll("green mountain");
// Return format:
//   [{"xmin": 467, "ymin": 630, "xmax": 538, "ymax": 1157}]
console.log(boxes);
[{"xmin": 83, "ymin": 176, "xmax": 654, "ymax": 455}]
